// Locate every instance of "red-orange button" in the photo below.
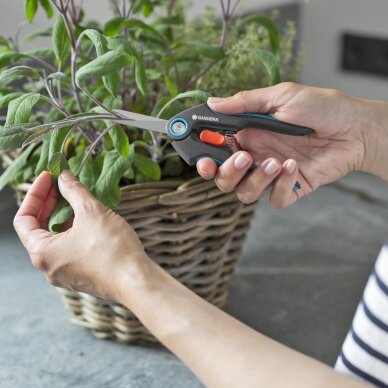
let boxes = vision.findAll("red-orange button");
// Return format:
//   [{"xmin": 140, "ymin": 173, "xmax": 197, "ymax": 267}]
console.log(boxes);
[{"xmin": 199, "ymin": 130, "xmax": 226, "ymax": 147}]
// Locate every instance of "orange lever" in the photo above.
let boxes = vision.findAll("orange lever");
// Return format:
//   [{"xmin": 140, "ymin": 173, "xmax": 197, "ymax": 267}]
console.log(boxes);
[{"xmin": 199, "ymin": 130, "xmax": 226, "ymax": 147}]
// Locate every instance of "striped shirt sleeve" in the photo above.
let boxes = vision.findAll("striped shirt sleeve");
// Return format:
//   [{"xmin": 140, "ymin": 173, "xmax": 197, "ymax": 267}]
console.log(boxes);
[{"xmin": 335, "ymin": 244, "xmax": 388, "ymax": 387}]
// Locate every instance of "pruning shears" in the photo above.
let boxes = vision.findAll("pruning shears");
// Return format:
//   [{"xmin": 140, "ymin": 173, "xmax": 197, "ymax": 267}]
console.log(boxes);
[{"xmin": 112, "ymin": 103, "xmax": 314, "ymax": 167}]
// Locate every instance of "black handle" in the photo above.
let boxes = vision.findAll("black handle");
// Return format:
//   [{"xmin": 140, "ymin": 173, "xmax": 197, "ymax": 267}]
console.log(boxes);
[
  {"xmin": 166, "ymin": 103, "xmax": 314, "ymax": 166},
  {"xmin": 167, "ymin": 103, "xmax": 314, "ymax": 138}
]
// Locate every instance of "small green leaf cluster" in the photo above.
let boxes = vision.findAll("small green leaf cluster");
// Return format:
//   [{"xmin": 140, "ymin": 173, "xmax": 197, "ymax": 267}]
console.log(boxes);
[{"xmin": 0, "ymin": 0, "xmax": 301, "ymax": 231}]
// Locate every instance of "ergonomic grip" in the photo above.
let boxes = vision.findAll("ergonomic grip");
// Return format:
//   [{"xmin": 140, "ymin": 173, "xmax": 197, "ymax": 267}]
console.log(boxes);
[{"xmin": 166, "ymin": 103, "xmax": 314, "ymax": 166}]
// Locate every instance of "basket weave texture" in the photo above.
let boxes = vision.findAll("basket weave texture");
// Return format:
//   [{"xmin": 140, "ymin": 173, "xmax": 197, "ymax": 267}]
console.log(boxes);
[{"xmin": 10, "ymin": 166, "xmax": 255, "ymax": 344}]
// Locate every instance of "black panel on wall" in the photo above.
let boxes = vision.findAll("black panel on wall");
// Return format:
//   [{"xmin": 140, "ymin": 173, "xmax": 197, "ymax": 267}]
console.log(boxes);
[{"xmin": 342, "ymin": 32, "xmax": 388, "ymax": 77}]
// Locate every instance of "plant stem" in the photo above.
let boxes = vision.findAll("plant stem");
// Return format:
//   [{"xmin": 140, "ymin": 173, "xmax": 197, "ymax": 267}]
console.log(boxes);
[
  {"xmin": 53, "ymin": 0, "xmax": 99, "ymax": 144},
  {"xmin": 167, "ymin": 0, "xmax": 175, "ymax": 16},
  {"xmin": 82, "ymin": 88, "xmax": 121, "ymax": 118},
  {"xmin": 76, "ymin": 123, "xmax": 117, "ymax": 176},
  {"xmin": 57, "ymin": 0, "xmax": 85, "ymax": 112},
  {"xmin": 183, "ymin": 0, "xmax": 233, "ymax": 91}
]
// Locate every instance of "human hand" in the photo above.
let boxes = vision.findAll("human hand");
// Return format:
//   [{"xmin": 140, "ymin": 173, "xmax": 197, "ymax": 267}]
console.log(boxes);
[
  {"xmin": 197, "ymin": 82, "xmax": 386, "ymax": 208},
  {"xmin": 13, "ymin": 170, "xmax": 150, "ymax": 302}
]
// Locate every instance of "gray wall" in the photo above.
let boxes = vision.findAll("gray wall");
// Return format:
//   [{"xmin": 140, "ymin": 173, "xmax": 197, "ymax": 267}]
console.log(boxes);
[{"xmin": 300, "ymin": 0, "xmax": 388, "ymax": 100}]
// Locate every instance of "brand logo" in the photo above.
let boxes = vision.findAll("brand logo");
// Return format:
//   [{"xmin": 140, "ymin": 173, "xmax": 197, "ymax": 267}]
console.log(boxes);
[{"xmin": 192, "ymin": 114, "xmax": 218, "ymax": 122}]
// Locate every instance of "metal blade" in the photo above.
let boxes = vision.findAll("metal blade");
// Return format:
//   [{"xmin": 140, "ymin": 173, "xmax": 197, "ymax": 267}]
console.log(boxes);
[{"xmin": 112, "ymin": 109, "xmax": 167, "ymax": 134}]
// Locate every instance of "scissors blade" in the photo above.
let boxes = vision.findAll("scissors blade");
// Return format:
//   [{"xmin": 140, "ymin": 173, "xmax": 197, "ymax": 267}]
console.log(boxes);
[{"xmin": 112, "ymin": 109, "xmax": 167, "ymax": 134}]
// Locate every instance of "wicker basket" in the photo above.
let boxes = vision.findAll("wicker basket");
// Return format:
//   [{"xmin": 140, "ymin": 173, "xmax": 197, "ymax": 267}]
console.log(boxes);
[{"xmin": 5, "ymin": 148, "xmax": 256, "ymax": 343}]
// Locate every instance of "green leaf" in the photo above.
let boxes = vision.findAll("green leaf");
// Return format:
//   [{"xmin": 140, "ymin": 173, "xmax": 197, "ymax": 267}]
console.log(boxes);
[
  {"xmin": 35, "ymin": 134, "xmax": 51, "ymax": 175},
  {"xmin": 162, "ymin": 154, "xmax": 184, "ymax": 177},
  {"xmin": 94, "ymin": 150, "xmax": 130, "ymax": 208},
  {"xmin": 123, "ymin": 166, "xmax": 134, "ymax": 180},
  {"xmin": 251, "ymin": 48, "xmax": 281, "ymax": 85},
  {"xmin": 146, "ymin": 69, "xmax": 162, "ymax": 80},
  {"xmin": 25, "ymin": 27, "xmax": 52, "ymax": 41},
  {"xmin": 25, "ymin": 48, "xmax": 54, "ymax": 57},
  {"xmin": 0, "ymin": 92, "xmax": 24, "ymax": 109},
  {"xmin": 104, "ymin": 17, "xmax": 125, "ymax": 36},
  {"xmin": 75, "ymin": 50, "xmax": 132, "ymax": 89},
  {"xmin": 173, "ymin": 41, "xmax": 225, "ymax": 60},
  {"xmin": 109, "ymin": 125, "xmax": 129, "ymax": 157},
  {"xmin": 39, "ymin": 0, "xmax": 53, "ymax": 18},
  {"xmin": 164, "ymin": 74, "xmax": 178, "ymax": 97},
  {"xmin": 0, "ymin": 144, "xmax": 35, "ymax": 190},
  {"xmin": 49, "ymin": 126, "xmax": 71, "ymax": 159},
  {"xmin": 142, "ymin": 1, "xmax": 153, "ymax": 17},
  {"xmin": 0, "ymin": 36, "xmax": 10, "ymax": 49},
  {"xmin": 78, "ymin": 29, "xmax": 121, "ymax": 98},
  {"xmin": 46, "ymin": 71, "xmax": 68, "ymax": 81},
  {"xmin": 48, "ymin": 199, "xmax": 73, "ymax": 233},
  {"xmin": 157, "ymin": 90, "xmax": 211, "ymax": 118},
  {"xmin": 5, "ymin": 93, "xmax": 40, "ymax": 127},
  {"xmin": 135, "ymin": 51, "xmax": 147, "ymax": 95},
  {"xmin": 93, "ymin": 152, "xmax": 105, "ymax": 178},
  {"xmin": 0, "ymin": 66, "xmax": 43, "ymax": 85},
  {"xmin": 0, "ymin": 123, "xmax": 36, "ymax": 150},
  {"xmin": 48, "ymin": 152, "xmax": 69, "ymax": 187},
  {"xmin": 68, "ymin": 152, "xmax": 84, "ymax": 175},
  {"xmin": 133, "ymin": 154, "xmax": 161, "ymax": 181},
  {"xmin": 151, "ymin": 96, "xmax": 171, "ymax": 117},
  {"xmin": 105, "ymin": 18, "xmax": 164, "ymax": 44},
  {"xmin": 79, "ymin": 155, "xmax": 94, "ymax": 190},
  {"xmin": 245, "ymin": 14, "xmax": 281, "ymax": 56},
  {"xmin": 24, "ymin": 0, "xmax": 38, "ymax": 23},
  {"xmin": 52, "ymin": 15, "xmax": 70, "ymax": 67},
  {"xmin": 0, "ymin": 52, "xmax": 25, "ymax": 69}
]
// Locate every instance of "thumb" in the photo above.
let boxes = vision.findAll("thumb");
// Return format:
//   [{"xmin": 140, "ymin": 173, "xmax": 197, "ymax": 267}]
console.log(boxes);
[
  {"xmin": 58, "ymin": 169, "xmax": 98, "ymax": 213},
  {"xmin": 207, "ymin": 84, "xmax": 291, "ymax": 115}
]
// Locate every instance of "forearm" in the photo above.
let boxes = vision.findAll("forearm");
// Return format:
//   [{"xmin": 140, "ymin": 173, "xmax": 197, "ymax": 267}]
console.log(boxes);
[{"xmin": 119, "ymin": 258, "xmax": 366, "ymax": 388}]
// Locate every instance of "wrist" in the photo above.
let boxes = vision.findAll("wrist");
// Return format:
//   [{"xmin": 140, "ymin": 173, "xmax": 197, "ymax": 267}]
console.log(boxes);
[
  {"xmin": 113, "ymin": 251, "xmax": 163, "ymax": 306},
  {"xmin": 359, "ymin": 99, "xmax": 388, "ymax": 181}
]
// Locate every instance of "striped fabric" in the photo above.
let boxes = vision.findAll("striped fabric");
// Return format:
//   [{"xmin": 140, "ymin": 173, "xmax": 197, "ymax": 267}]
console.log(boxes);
[{"xmin": 335, "ymin": 245, "xmax": 388, "ymax": 387}]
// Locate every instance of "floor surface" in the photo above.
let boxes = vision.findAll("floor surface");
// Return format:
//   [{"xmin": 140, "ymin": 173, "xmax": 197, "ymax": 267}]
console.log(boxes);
[{"xmin": 1, "ymin": 172, "xmax": 388, "ymax": 387}]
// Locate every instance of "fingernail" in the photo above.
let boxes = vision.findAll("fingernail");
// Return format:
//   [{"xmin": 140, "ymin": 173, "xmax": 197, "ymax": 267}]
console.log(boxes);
[
  {"xmin": 60, "ymin": 169, "xmax": 73, "ymax": 181},
  {"xmin": 234, "ymin": 153, "xmax": 250, "ymax": 169},
  {"xmin": 285, "ymin": 159, "xmax": 297, "ymax": 174},
  {"xmin": 208, "ymin": 97, "xmax": 225, "ymax": 104},
  {"xmin": 263, "ymin": 160, "xmax": 280, "ymax": 175}
]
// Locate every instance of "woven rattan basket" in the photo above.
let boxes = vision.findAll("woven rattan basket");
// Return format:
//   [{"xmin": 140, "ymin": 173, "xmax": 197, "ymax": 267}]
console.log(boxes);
[{"xmin": 4, "ymin": 150, "xmax": 255, "ymax": 344}]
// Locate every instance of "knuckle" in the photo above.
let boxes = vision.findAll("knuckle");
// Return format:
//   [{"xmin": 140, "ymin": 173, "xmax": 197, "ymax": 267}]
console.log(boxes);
[
  {"xmin": 12, "ymin": 216, "xmax": 19, "ymax": 233},
  {"xmin": 235, "ymin": 90, "xmax": 252, "ymax": 109},
  {"xmin": 215, "ymin": 179, "xmax": 233, "ymax": 193},
  {"xmin": 46, "ymin": 275, "xmax": 59, "ymax": 287},
  {"xmin": 79, "ymin": 198, "xmax": 102, "ymax": 214},
  {"xmin": 67, "ymin": 180, "xmax": 87, "ymax": 192},
  {"xmin": 31, "ymin": 254, "xmax": 48, "ymax": 272},
  {"xmin": 278, "ymin": 81, "xmax": 298, "ymax": 92},
  {"xmin": 236, "ymin": 190, "xmax": 256, "ymax": 204}
]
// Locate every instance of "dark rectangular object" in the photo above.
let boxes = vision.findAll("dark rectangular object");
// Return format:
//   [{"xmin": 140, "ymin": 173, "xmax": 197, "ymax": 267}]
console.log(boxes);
[{"xmin": 341, "ymin": 33, "xmax": 388, "ymax": 77}]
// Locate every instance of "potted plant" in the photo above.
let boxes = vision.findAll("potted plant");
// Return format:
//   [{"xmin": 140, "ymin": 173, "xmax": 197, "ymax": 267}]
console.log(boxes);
[{"xmin": 0, "ymin": 0, "xmax": 301, "ymax": 343}]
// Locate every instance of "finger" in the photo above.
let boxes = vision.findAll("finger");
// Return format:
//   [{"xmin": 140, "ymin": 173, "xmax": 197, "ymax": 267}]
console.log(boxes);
[
  {"xmin": 207, "ymin": 87, "xmax": 279, "ymax": 114},
  {"xmin": 14, "ymin": 171, "xmax": 53, "ymax": 246},
  {"xmin": 214, "ymin": 151, "xmax": 253, "ymax": 192},
  {"xmin": 38, "ymin": 185, "xmax": 59, "ymax": 230},
  {"xmin": 235, "ymin": 158, "xmax": 282, "ymax": 204},
  {"xmin": 269, "ymin": 159, "xmax": 300, "ymax": 208},
  {"xmin": 58, "ymin": 169, "xmax": 100, "ymax": 214},
  {"xmin": 197, "ymin": 158, "xmax": 218, "ymax": 180}
]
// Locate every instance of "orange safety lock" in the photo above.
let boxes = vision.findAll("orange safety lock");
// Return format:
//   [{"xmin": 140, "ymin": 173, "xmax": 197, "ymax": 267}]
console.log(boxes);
[{"xmin": 199, "ymin": 130, "xmax": 226, "ymax": 147}]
